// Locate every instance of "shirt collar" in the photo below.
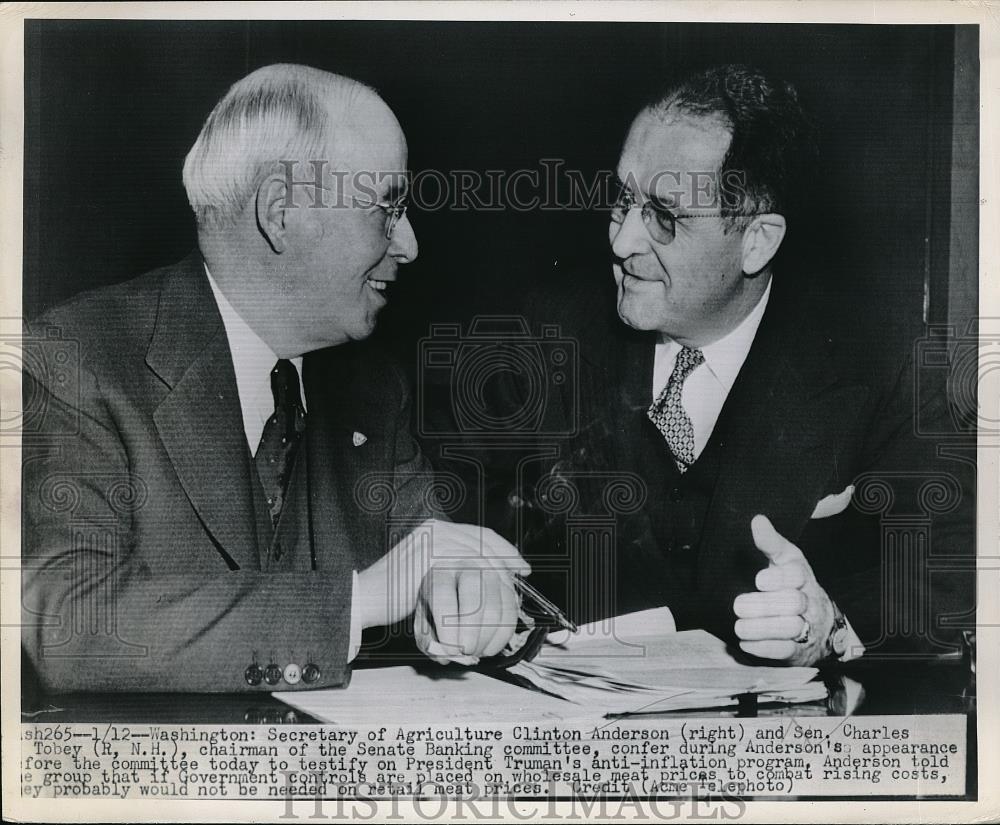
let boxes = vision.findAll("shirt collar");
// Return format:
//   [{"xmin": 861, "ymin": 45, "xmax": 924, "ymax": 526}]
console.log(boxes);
[
  {"xmin": 203, "ymin": 264, "xmax": 305, "ymax": 410},
  {"xmin": 662, "ymin": 278, "xmax": 772, "ymax": 394}
]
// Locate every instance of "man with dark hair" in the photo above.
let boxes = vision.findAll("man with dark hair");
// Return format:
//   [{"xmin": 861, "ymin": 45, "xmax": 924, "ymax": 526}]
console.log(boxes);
[{"xmin": 508, "ymin": 64, "xmax": 972, "ymax": 666}]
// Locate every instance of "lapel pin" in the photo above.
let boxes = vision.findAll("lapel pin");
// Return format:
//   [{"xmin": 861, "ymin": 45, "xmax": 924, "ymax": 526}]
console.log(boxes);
[{"xmin": 352, "ymin": 431, "xmax": 368, "ymax": 447}]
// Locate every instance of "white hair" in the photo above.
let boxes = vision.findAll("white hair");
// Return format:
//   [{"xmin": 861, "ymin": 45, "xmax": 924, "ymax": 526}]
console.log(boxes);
[{"xmin": 182, "ymin": 64, "xmax": 375, "ymax": 230}]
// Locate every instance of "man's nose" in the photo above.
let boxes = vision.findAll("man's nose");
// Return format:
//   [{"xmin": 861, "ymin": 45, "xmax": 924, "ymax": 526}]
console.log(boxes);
[
  {"xmin": 389, "ymin": 213, "xmax": 418, "ymax": 263},
  {"xmin": 610, "ymin": 207, "xmax": 650, "ymax": 260}
]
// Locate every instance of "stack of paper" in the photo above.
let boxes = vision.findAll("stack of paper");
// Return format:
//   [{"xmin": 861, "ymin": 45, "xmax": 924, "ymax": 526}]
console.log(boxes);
[
  {"xmin": 507, "ymin": 607, "xmax": 827, "ymax": 714},
  {"xmin": 275, "ymin": 607, "xmax": 827, "ymax": 723}
]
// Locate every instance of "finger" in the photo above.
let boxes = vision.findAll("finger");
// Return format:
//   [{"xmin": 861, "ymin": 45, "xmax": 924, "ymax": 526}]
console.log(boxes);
[
  {"xmin": 482, "ymin": 574, "xmax": 520, "ymax": 657},
  {"xmin": 456, "ymin": 569, "xmax": 487, "ymax": 655},
  {"xmin": 755, "ymin": 562, "xmax": 808, "ymax": 591},
  {"xmin": 739, "ymin": 639, "xmax": 797, "ymax": 661},
  {"xmin": 733, "ymin": 589, "xmax": 808, "ymax": 619},
  {"xmin": 426, "ymin": 568, "xmax": 463, "ymax": 655},
  {"xmin": 423, "ymin": 641, "xmax": 478, "ymax": 666},
  {"xmin": 751, "ymin": 514, "xmax": 805, "ymax": 567},
  {"xmin": 468, "ymin": 571, "xmax": 501, "ymax": 657},
  {"xmin": 416, "ymin": 575, "xmax": 481, "ymax": 665},
  {"xmin": 414, "ymin": 598, "xmax": 454, "ymax": 665},
  {"xmin": 472, "ymin": 570, "xmax": 504, "ymax": 656},
  {"xmin": 735, "ymin": 615, "xmax": 808, "ymax": 642}
]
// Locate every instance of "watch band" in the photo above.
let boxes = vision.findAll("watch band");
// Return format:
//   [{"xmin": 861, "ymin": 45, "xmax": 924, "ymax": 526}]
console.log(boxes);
[{"xmin": 828, "ymin": 607, "xmax": 849, "ymax": 659}]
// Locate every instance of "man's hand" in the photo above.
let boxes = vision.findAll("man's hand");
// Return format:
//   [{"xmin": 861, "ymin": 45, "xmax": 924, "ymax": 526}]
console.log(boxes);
[
  {"xmin": 357, "ymin": 520, "xmax": 530, "ymax": 664},
  {"xmin": 733, "ymin": 515, "xmax": 835, "ymax": 666},
  {"xmin": 413, "ymin": 564, "xmax": 522, "ymax": 665}
]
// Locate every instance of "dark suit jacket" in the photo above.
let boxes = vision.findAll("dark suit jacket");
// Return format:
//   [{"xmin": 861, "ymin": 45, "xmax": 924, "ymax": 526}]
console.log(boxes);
[
  {"xmin": 501, "ymin": 270, "xmax": 975, "ymax": 658},
  {"xmin": 22, "ymin": 253, "xmax": 437, "ymax": 692}
]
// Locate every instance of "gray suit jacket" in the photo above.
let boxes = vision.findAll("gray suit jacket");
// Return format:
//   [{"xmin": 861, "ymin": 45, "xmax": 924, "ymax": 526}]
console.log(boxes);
[{"xmin": 22, "ymin": 253, "xmax": 437, "ymax": 692}]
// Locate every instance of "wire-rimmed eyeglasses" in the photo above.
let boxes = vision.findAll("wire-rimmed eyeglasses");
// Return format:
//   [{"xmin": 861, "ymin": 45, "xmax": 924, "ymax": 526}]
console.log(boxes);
[
  {"xmin": 609, "ymin": 181, "xmax": 746, "ymax": 245},
  {"xmin": 309, "ymin": 183, "xmax": 409, "ymax": 240},
  {"xmin": 346, "ymin": 194, "xmax": 409, "ymax": 240},
  {"xmin": 611, "ymin": 185, "xmax": 708, "ymax": 245}
]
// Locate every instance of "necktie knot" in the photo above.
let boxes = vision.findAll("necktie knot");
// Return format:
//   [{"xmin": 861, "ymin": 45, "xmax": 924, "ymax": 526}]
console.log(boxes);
[
  {"xmin": 674, "ymin": 346, "xmax": 705, "ymax": 381},
  {"xmin": 271, "ymin": 359, "xmax": 303, "ymax": 412}
]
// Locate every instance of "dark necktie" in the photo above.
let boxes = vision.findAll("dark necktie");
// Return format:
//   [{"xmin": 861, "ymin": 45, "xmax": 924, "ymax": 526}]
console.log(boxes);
[
  {"xmin": 254, "ymin": 359, "xmax": 307, "ymax": 523},
  {"xmin": 647, "ymin": 346, "xmax": 705, "ymax": 473}
]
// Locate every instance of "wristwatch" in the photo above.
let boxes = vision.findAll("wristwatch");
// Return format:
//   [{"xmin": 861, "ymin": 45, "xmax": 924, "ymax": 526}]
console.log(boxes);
[{"xmin": 827, "ymin": 605, "xmax": 849, "ymax": 660}]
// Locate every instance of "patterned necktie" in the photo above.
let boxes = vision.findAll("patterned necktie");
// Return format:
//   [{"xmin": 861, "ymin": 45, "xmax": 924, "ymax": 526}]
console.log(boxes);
[
  {"xmin": 647, "ymin": 346, "xmax": 705, "ymax": 473},
  {"xmin": 254, "ymin": 359, "xmax": 307, "ymax": 523}
]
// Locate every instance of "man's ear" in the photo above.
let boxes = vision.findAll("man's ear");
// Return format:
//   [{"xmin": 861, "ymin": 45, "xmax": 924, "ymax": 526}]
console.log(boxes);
[
  {"xmin": 741, "ymin": 213, "xmax": 787, "ymax": 276},
  {"xmin": 255, "ymin": 172, "xmax": 292, "ymax": 254}
]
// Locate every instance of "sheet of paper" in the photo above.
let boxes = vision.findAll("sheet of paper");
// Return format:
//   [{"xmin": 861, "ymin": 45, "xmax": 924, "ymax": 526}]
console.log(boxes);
[
  {"xmin": 273, "ymin": 665, "xmax": 603, "ymax": 725},
  {"xmin": 507, "ymin": 607, "xmax": 824, "ymax": 712}
]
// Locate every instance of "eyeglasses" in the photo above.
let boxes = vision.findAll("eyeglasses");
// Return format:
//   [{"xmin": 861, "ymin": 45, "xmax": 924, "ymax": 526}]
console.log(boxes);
[
  {"xmin": 610, "ymin": 183, "xmax": 730, "ymax": 245},
  {"xmin": 310, "ymin": 183, "xmax": 409, "ymax": 240},
  {"xmin": 347, "ymin": 194, "xmax": 409, "ymax": 240}
]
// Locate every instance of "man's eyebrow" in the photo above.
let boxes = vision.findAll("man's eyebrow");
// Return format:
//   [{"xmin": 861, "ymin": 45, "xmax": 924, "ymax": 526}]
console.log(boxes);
[{"xmin": 614, "ymin": 174, "xmax": 678, "ymax": 211}]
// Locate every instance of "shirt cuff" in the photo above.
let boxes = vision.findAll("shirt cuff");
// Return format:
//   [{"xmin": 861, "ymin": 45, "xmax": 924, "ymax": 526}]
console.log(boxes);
[{"xmin": 347, "ymin": 570, "xmax": 362, "ymax": 663}]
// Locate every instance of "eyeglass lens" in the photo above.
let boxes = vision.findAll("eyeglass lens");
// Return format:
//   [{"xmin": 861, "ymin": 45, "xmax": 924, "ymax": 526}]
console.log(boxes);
[{"xmin": 610, "ymin": 185, "xmax": 676, "ymax": 244}]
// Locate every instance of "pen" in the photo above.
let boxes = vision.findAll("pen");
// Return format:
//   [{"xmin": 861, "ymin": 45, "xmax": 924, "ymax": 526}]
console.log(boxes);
[{"xmin": 513, "ymin": 576, "xmax": 579, "ymax": 634}]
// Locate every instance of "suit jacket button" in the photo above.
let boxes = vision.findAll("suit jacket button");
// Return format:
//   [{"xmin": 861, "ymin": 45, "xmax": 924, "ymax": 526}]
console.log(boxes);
[
  {"xmin": 283, "ymin": 663, "xmax": 301, "ymax": 685},
  {"xmin": 669, "ymin": 487, "xmax": 684, "ymax": 502},
  {"xmin": 264, "ymin": 663, "xmax": 283, "ymax": 685},
  {"xmin": 302, "ymin": 663, "xmax": 321, "ymax": 684},
  {"xmin": 244, "ymin": 664, "xmax": 264, "ymax": 686}
]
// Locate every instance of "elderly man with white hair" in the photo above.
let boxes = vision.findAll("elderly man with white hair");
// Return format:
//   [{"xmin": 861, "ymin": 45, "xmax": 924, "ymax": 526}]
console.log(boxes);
[{"xmin": 22, "ymin": 64, "xmax": 527, "ymax": 693}]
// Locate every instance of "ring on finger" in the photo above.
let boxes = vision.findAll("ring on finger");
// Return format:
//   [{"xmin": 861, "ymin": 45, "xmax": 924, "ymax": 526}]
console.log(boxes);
[{"xmin": 792, "ymin": 617, "xmax": 811, "ymax": 645}]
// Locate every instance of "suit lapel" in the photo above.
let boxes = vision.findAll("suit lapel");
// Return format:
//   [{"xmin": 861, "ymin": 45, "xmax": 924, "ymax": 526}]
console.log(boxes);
[
  {"xmin": 696, "ymin": 282, "xmax": 870, "ymax": 599},
  {"xmin": 575, "ymin": 296, "xmax": 657, "ymax": 481},
  {"xmin": 147, "ymin": 254, "xmax": 261, "ymax": 570},
  {"xmin": 610, "ymin": 325, "xmax": 658, "ymax": 475}
]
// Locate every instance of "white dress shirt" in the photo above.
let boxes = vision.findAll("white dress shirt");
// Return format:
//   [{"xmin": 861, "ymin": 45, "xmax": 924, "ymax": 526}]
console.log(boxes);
[
  {"xmin": 649, "ymin": 278, "xmax": 862, "ymax": 661},
  {"xmin": 652, "ymin": 280, "xmax": 771, "ymax": 460},
  {"xmin": 205, "ymin": 268, "xmax": 362, "ymax": 662}
]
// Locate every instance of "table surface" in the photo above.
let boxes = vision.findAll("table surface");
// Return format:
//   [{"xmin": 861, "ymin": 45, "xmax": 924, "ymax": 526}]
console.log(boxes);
[{"xmin": 21, "ymin": 656, "xmax": 976, "ymax": 726}]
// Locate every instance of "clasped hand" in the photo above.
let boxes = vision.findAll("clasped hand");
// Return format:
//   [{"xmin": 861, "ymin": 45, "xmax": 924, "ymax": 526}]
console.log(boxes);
[
  {"xmin": 357, "ymin": 520, "xmax": 529, "ymax": 665},
  {"xmin": 733, "ymin": 515, "xmax": 835, "ymax": 666}
]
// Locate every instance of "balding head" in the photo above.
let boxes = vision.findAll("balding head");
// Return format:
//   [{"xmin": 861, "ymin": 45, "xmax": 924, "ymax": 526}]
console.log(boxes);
[
  {"xmin": 182, "ymin": 63, "xmax": 387, "ymax": 229},
  {"xmin": 184, "ymin": 63, "xmax": 417, "ymax": 357}
]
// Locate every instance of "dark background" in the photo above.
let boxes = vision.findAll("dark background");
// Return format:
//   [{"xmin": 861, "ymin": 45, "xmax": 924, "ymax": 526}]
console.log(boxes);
[{"xmin": 24, "ymin": 20, "xmax": 977, "ymax": 371}]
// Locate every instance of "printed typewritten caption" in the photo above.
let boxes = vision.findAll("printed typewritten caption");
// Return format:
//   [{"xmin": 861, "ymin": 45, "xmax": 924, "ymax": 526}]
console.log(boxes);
[{"xmin": 21, "ymin": 718, "xmax": 965, "ymax": 801}]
